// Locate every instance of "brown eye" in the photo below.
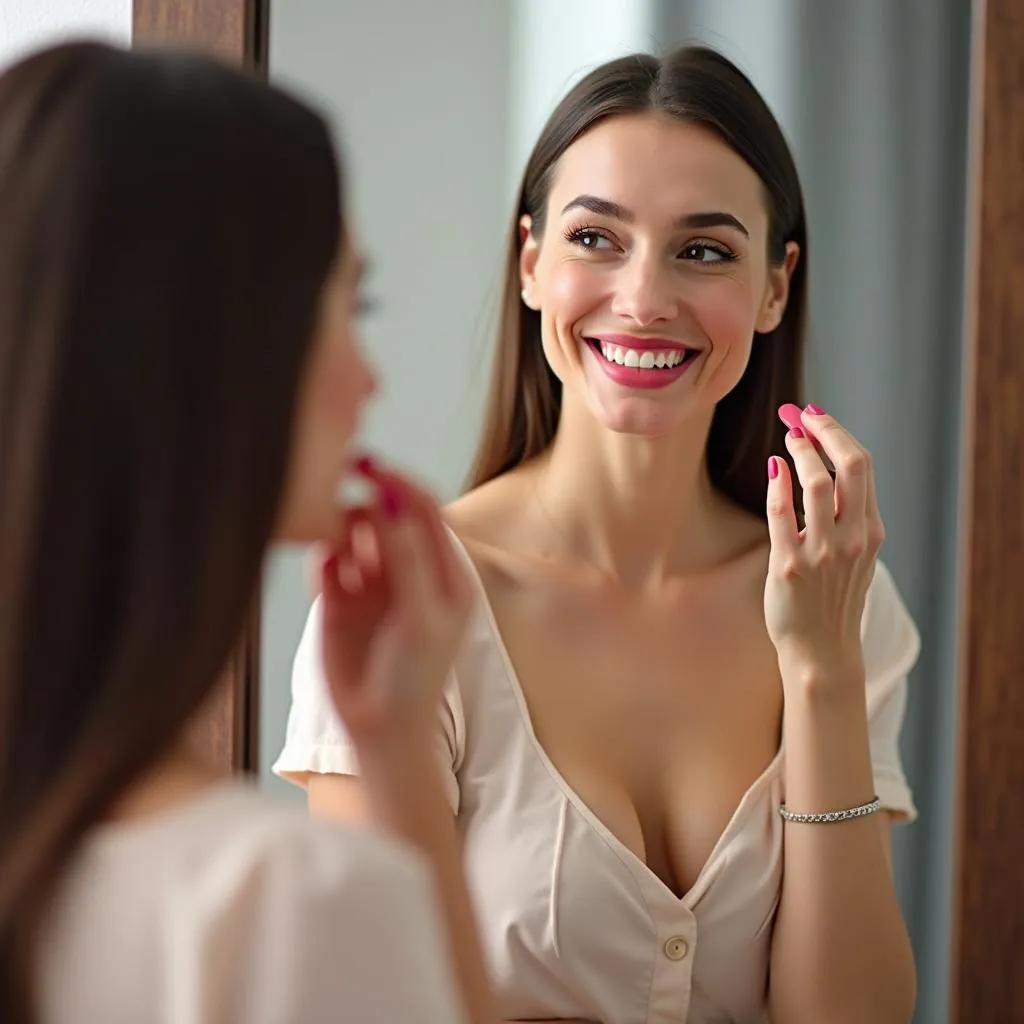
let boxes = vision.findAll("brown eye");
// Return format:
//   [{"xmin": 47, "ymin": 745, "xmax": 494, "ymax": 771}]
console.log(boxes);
[
  {"xmin": 564, "ymin": 226, "xmax": 616, "ymax": 251},
  {"xmin": 680, "ymin": 243, "xmax": 736, "ymax": 264}
]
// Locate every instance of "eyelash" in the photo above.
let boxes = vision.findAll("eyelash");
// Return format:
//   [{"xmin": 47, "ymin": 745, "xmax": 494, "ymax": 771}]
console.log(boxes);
[{"xmin": 562, "ymin": 224, "xmax": 739, "ymax": 265}]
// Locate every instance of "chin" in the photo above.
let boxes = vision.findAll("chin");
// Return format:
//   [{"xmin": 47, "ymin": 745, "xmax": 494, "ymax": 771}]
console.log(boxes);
[{"xmin": 589, "ymin": 398, "xmax": 683, "ymax": 437}]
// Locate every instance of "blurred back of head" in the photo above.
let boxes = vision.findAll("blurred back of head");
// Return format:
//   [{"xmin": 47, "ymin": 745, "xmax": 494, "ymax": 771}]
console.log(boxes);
[{"xmin": 0, "ymin": 41, "xmax": 341, "ymax": 1023}]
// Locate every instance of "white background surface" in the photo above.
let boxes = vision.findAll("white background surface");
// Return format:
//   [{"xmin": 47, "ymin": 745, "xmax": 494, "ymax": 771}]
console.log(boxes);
[{"xmin": 0, "ymin": 0, "xmax": 130, "ymax": 69}]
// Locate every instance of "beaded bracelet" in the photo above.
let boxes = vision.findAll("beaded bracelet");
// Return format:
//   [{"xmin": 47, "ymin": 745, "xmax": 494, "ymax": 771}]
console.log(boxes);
[{"xmin": 778, "ymin": 796, "xmax": 881, "ymax": 824}]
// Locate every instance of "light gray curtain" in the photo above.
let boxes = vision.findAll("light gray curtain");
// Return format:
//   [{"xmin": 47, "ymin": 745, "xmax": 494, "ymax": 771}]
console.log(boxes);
[{"xmin": 656, "ymin": 4, "xmax": 972, "ymax": 1022}]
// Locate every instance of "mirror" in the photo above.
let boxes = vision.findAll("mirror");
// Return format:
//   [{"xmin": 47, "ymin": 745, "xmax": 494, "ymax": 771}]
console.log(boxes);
[{"xmin": 259, "ymin": 3, "xmax": 973, "ymax": 1023}]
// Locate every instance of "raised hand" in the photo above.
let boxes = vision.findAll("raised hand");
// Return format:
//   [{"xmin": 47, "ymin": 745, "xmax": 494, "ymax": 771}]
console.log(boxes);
[
  {"xmin": 316, "ymin": 457, "xmax": 473, "ymax": 743},
  {"xmin": 764, "ymin": 404, "xmax": 884, "ymax": 687}
]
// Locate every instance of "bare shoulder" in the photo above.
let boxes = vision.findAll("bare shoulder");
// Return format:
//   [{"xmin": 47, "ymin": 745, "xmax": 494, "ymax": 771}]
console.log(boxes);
[
  {"xmin": 444, "ymin": 467, "xmax": 532, "ymax": 541},
  {"xmin": 443, "ymin": 466, "xmax": 541, "ymax": 589}
]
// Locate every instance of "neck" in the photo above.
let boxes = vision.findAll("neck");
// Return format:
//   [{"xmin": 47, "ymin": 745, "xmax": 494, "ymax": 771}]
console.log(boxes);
[{"xmin": 534, "ymin": 397, "xmax": 728, "ymax": 586}]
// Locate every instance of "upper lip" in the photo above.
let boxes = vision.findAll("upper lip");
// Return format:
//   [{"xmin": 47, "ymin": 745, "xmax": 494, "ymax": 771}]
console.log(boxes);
[{"xmin": 586, "ymin": 333, "xmax": 694, "ymax": 352}]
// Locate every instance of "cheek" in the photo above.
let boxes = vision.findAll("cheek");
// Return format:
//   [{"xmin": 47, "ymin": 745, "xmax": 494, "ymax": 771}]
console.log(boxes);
[
  {"xmin": 546, "ymin": 261, "xmax": 607, "ymax": 324},
  {"xmin": 690, "ymin": 279, "xmax": 760, "ymax": 350},
  {"xmin": 279, "ymin": 334, "xmax": 373, "ymax": 543},
  {"xmin": 690, "ymin": 279, "xmax": 764, "ymax": 399},
  {"xmin": 311, "ymin": 329, "xmax": 374, "ymax": 428},
  {"xmin": 539, "ymin": 262, "xmax": 607, "ymax": 372}
]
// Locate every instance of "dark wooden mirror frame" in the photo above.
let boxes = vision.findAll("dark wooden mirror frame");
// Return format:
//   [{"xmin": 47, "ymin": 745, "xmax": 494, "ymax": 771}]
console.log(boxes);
[
  {"xmin": 132, "ymin": 1, "xmax": 1024, "ymax": 1018},
  {"xmin": 133, "ymin": 0, "xmax": 267, "ymax": 775}
]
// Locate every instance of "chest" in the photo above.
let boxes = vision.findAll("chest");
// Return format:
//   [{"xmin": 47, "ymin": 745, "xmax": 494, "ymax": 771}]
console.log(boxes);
[{"xmin": 477, "ymin": 558, "xmax": 783, "ymax": 898}]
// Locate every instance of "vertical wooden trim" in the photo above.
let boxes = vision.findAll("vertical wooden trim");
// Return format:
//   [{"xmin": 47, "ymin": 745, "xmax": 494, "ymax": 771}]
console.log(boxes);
[
  {"xmin": 235, "ymin": 602, "xmax": 263, "ymax": 774},
  {"xmin": 131, "ymin": 0, "xmax": 269, "ymax": 773},
  {"xmin": 952, "ymin": 0, "xmax": 1024, "ymax": 1019},
  {"xmin": 132, "ymin": 0, "xmax": 269, "ymax": 72}
]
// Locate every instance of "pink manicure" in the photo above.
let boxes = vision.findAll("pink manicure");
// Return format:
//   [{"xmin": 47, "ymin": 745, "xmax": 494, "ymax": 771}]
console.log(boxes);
[
  {"xmin": 805, "ymin": 403, "xmax": 826, "ymax": 416},
  {"xmin": 381, "ymin": 483, "xmax": 403, "ymax": 519},
  {"xmin": 788, "ymin": 427, "xmax": 805, "ymax": 440},
  {"xmin": 778, "ymin": 403, "xmax": 804, "ymax": 430},
  {"xmin": 767, "ymin": 456, "xmax": 779, "ymax": 480}
]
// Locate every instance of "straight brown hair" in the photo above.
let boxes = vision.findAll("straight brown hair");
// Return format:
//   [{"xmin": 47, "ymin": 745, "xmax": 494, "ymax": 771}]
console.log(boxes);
[
  {"xmin": 0, "ymin": 42, "xmax": 341, "ymax": 1023},
  {"xmin": 466, "ymin": 47, "xmax": 808, "ymax": 517}
]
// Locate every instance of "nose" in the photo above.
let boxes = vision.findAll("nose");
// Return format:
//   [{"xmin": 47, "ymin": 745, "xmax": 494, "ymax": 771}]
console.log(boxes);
[{"xmin": 610, "ymin": 253, "xmax": 679, "ymax": 326}]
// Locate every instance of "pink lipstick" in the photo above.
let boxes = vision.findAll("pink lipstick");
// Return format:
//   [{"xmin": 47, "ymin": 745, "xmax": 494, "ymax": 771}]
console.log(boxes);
[{"xmin": 584, "ymin": 334, "xmax": 699, "ymax": 390}]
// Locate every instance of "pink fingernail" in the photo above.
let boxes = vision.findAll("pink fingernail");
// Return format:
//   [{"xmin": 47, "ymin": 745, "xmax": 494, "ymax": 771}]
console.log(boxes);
[
  {"xmin": 805, "ymin": 403, "xmax": 826, "ymax": 416},
  {"xmin": 381, "ymin": 484, "xmax": 403, "ymax": 519},
  {"xmin": 778, "ymin": 403, "xmax": 803, "ymax": 430},
  {"xmin": 768, "ymin": 456, "xmax": 779, "ymax": 480},
  {"xmin": 788, "ymin": 427, "xmax": 805, "ymax": 439}
]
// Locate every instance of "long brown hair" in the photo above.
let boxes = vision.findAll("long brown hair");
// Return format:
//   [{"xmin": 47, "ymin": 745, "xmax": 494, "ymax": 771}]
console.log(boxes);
[
  {"xmin": 0, "ymin": 42, "xmax": 341, "ymax": 1022},
  {"xmin": 466, "ymin": 46, "xmax": 808, "ymax": 517}
]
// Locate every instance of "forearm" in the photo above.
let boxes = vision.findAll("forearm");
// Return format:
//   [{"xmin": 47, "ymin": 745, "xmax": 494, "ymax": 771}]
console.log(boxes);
[
  {"xmin": 357, "ymin": 733, "xmax": 496, "ymax": 1024},
  {"xmin": 769, "ymin": 663, "xmax": 915, "ymax": 1024}
]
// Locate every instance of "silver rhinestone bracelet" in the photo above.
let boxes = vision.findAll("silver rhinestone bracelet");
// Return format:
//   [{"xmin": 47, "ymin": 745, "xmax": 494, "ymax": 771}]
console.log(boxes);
[{"xmin": 778, "ymin": 796, "xmax": 881, "ymax": 824}]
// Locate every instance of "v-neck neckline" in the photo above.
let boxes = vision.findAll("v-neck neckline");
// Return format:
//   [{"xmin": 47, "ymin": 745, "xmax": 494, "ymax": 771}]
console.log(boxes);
[{"xmin": 446, "ymin": 526, "xmax": 785, "ymax": 909}]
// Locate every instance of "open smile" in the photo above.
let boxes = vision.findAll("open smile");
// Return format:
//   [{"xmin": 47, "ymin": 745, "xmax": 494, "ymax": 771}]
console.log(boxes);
[{"xmin": 583, "ymin": 334, "xmax": 700, "ymax": 390}]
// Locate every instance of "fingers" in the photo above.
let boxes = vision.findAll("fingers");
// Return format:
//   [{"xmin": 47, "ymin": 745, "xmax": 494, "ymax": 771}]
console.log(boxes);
[
  {"xmin": 864, "ymin": 468, "xmax": 885, "ymax": 553},
  {"xmin": 778, "ymin": 402, "xmax": 834, "ymax": 473},
  {"xmin": 319, "ymin": 550, "xmax": 352, "ymax": 623},
  {"xmin": 766, "ymin": 454, "xmax": 800, "ymax": 560},
  {"xmin": 784, "ymin": 427, "xmax": 835, "ymax": 538},
  {"xmin": 797, "ymin": 406, "xmax": 869, "ymax": 526},
  {"xmin": 318, "ymin": 455, "xmax": 472, "ymax": 642},
  {"xmin": 317, "ymin": 505, "xmax": 387, "ymax": 622},
  {"xmin": 775, "ymin": 405, "xmax": 885, "ymax": 565},
  {"xmin": 354, "ymin": 458, "xmax": 468, "ymax": 606},
  {"xmin": 340, "ymin": 473, "xmax": 441, "ymax": 629}
]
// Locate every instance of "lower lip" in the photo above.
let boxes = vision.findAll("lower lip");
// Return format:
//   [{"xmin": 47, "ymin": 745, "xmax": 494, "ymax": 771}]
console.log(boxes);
[{"xmin": 585, "ymin": 341, "xmax": 697, "ymax": 390}]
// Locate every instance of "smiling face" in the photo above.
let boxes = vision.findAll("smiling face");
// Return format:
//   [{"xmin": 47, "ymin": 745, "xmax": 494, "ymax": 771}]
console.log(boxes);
[{"xmin": 520, "ymin": 113, "xmax": 798, "ymax": 438}]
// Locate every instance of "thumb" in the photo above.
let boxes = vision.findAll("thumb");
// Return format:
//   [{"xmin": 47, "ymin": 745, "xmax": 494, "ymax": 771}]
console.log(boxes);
[{"xmin": 373, "ymin": 483, "xmax": 435, "ymax": 621}]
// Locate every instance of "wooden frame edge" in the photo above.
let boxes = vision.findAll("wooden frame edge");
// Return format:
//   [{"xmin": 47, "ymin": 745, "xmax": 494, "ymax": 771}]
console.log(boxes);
[
  {"xmin": 131, "ymin": 0, "xmax": 269, "ymax": 773},
  {"xmin": 951, "ymin": 0, "xmax": 1024, "ymax": 1018}
]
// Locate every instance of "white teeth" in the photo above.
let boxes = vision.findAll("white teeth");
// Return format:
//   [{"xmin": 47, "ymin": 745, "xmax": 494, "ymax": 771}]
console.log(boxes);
[{"xmin": 598, "ymin": 342, "xmax": 688, "ymax": 369}]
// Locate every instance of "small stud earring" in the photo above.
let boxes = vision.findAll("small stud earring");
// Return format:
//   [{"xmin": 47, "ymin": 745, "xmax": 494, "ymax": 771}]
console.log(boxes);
[{"xmin": 521, "ymin": 288, "xmax": 530, "ymax": 306}]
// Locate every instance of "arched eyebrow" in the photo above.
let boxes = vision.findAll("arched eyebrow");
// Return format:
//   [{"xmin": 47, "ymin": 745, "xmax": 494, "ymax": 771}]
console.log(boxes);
[{"xmin": 560, "ymin": 194, "xmax": 749, "ymax": 237}]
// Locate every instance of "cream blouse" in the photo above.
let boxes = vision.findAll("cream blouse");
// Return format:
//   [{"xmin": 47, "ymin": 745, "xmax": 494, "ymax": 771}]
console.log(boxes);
[
  {"xmin": 275, "ymin": 534, "xmax": 919, "ymax": 1024},
  {"xmin": 39, "ymin": 781, "xmax": 463, "ymax": 1024}
]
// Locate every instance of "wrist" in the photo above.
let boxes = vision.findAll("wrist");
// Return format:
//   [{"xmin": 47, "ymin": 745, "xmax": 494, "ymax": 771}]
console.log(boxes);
[
  {"xmin": 781, "ymin": 687, "xmax": 875, "ymax": 812},
  {"xmin": 777, "ymin": 647, "xmax": 866, "ymax": 702},
  {"xmin": 351, "ymin": 726, "xmax": 436, "ymax": 790},
  {"xmin": 355, "ymin": 732, "xmax": 452, "ymax": 840}
]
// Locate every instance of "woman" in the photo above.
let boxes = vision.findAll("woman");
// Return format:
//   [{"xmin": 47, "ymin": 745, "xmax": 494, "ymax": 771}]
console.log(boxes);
[
  {"xmin": 0, "ymin": 42, "xmax": 496, "ymax": 1024},
  {"xmin": 278, "ymin": 47, "xmax": 919, "ymax": 1024}
]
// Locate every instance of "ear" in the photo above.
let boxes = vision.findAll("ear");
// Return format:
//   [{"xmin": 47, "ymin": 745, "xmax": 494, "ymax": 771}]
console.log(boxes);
[
  {"xmin": 519, "ymin": 214, "xmax": 540, "ymax": 309},
  {"xmin": 755, "ymin": 241, "xmax": 800, "ymax": 334}
]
